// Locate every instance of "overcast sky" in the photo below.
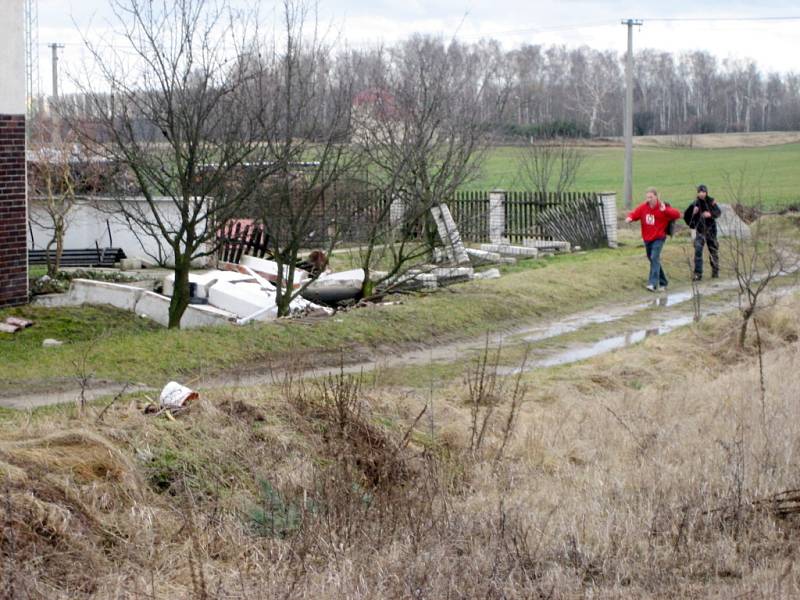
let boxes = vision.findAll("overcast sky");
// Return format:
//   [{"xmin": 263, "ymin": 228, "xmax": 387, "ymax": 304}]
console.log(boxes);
[{"xmin": 34, "ymin": 0, "xmax": 800, "ymax": 94}]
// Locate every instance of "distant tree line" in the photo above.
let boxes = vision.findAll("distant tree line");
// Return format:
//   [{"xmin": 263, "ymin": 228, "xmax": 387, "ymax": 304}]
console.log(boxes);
[{"xmin": 47, "ymin": 39, "xmax": 800, "ymax": 140}]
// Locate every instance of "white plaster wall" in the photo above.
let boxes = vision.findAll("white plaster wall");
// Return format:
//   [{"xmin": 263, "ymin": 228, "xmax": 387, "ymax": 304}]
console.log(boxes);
[
  {"xmin": 0, "ymin": 0, "xmax": 25, "ymax": 115},
  {"xmin": 28, "ymin": 197, "xmax": 212, "ymax": 266}
]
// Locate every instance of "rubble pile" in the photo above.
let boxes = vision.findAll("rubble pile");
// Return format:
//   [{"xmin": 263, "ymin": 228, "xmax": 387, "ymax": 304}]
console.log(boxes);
[{"xmin": 30, "ymin": 201, "xmax": 574, "ymax": 328}]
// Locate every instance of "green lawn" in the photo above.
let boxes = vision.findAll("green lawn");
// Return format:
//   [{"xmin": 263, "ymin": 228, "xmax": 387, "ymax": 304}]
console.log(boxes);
[
  {"xmin": 471, "ymin": 143, "xmax": 800, "ymax": 209},
  {"xmin": 0, "ymin": 237, "xmax": 700, "ymax": 389}
]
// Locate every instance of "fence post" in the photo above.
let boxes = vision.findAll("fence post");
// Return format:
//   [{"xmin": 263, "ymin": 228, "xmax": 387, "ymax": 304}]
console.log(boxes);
[
  {"xmin": 389, "ymin": 195, "xmax": 405, "ymax": 228},
  {"xmin": 598, "ymin": 191, "xmax": 618, "ymax": 248},
  {"xmin": 489, "ymin": 189, "xmax": 507, "ymax": 244}
]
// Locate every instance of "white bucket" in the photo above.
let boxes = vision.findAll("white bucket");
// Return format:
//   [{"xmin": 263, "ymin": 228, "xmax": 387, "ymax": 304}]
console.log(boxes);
[{"xmin": 159, "ymin": 381, "xmax": 199, "ymax": 408}]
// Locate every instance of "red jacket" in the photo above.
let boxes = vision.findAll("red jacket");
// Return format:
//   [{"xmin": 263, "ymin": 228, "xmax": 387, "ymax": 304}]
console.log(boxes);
[{"xmin": 628, "ymin": 201, "xmax": 680, "ymax": 242}]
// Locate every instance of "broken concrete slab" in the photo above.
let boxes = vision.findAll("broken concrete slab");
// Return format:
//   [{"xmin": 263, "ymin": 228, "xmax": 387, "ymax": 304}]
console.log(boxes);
[
  {"xmin": 521, "ymin": 238, "xmax": 571, "ymax": 252},
  {"xmin": 431, "ymin": 266, "xmax": 474, "ymax": 285},
  {"xmin": 302, "ymin": 268, "xmax": 366, "ymax": 305},
  {"xmin": 431, "ymin": 203, "xmax": 471, "ymax": 265},
  {"xmin": 34, "ymin": 279, "xmax": 146, "ymax": 311},
  {"xmin": 135, "ymin": 291, "xmax": 235, "ymax": 327},
  {"xmin": 241, "ymin": 255, "xmax": 309, "ymax": 287},
  {"xmin": 162, "ymin": 270, "xmax": 254, "ymax": 299},
  {"xmin": 33, "ymin": 278, "xmax": 235, "ymax": 328},
  {"xmin": 473, "ymin": 268, "xmax": 501, "ymax": 280},
  {"xmin": 479, "ymin": 243, "xmax": 540, "ymax": 258},
  {"xmin": 390, "ymin": 271, "xmax": 439, "ymax": 291},
  {"xmin": 717, "ymin": 203, "xmax": 752, "ymax": 239},
  {"xmin": 208, "ymin": 280, "xmax": 278, "ymax": 321},
  {"xmin": 465, "ymin": 248, "xmax": 503, "ymax": 265}
]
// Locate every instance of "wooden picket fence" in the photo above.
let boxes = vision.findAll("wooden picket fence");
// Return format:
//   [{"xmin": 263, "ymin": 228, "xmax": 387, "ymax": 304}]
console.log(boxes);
[
  {"xmin": 448, "ymin": 190, "xmax": 606, "ymax": 246},
  {"xmin": 217, "ymin": 189, "xmax": 608, "ymax": 262},
  {"xmin": 448, "ymin": 191, "xmax": 491, "ymax": 243},
  {"xmin": 217, "ymin": 220, "xmax": 271, "ymax": 263}
]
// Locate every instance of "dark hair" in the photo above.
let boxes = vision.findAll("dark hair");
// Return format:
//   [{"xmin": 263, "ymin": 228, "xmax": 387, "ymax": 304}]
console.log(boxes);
[{"xmin": 697, "ymin": 184, "xmax": 708, "ymax": 193}]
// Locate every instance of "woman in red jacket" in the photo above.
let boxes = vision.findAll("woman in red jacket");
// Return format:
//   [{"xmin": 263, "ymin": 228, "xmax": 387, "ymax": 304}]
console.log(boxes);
[{"xmin": 625, "ymin": 187, "xmax": 681, "ymax": 292}]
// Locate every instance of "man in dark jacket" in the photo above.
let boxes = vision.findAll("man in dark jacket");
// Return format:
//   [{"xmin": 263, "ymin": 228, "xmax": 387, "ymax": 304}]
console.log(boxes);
[{"xmin": 683, "ymin": 184, "xmax": 721, "ymax": 280}]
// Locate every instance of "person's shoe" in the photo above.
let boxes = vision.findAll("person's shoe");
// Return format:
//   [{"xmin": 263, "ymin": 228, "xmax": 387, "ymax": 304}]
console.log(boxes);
[
  {"xmin": 711, "ymin": 271, "xmax": 719, "ymax": 279},
  {"xmin": 692, "ymin": 273, "xmax": 702, "ymax": 281},
  {"xmin": 645, "ymin": 284, "xmax": 657, "ymax": 292}
]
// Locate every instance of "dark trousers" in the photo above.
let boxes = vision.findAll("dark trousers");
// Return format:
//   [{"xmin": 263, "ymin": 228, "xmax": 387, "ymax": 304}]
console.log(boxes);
[{"xmin": 694, "ymin": 232, "xmax": 719, "ymax": 276}]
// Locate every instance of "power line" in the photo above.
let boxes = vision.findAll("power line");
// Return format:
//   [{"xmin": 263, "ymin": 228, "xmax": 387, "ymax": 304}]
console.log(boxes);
[
  {"xmin": 643, "ymin": 16, "xmax": 800, "ymax": 22},
  {"xmin": 458, "ymin": 20, "xmax": 614, "ymax": 39}
]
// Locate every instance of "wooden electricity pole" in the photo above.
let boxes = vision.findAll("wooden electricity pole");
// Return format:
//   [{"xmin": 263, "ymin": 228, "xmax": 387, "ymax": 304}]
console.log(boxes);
[{"xmin": 621, "ymin": 19, "xmax": 641, "ymax": 210}]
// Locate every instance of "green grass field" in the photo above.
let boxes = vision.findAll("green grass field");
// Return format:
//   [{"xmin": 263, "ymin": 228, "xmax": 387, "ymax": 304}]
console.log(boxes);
[{"xmin": 470, "ymin": 142, "xmax": 800, "ymax": 209}]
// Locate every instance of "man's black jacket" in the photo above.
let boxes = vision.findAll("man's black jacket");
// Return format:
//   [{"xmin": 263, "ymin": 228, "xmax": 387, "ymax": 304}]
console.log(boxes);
[{"xmin": 683, "ymin": 195, "xmax": 721, "ymax": 235}]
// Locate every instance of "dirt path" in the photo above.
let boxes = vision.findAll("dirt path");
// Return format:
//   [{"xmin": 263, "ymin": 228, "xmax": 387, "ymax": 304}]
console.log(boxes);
[
  {"xmin": 197, "ymin": 278, "xmax": 796, "ymax": 388},
  {"xmin": 0, "ymin": 382, "xmax": 153, "ymax": 410},
  {"xmin": 3, "ymin": 277, "xmax": 797, "ymax": 410}
]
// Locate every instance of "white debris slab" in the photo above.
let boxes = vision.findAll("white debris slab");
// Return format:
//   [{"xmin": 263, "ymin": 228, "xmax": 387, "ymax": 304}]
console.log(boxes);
[
  {"xmin": 136, "ymin": 291, "xmax": 235, "ymax": 327},
  {"xmin": 162, "ymin": 270, "xmax": 254, "ymax": 299},
  {"xmin": 473, "ymin": 268, "xmax": 501, "ymax": 281},
  {"xmin": 302, "ymin": 268, "xmax": 365, "ymax": 304},
  {"xmin": 208, "ymin": 280, "xmax": 278, "ymax": 320},
  {"xmin": 521, "ymin": 239, "xmax": 571, "ymax": 251},
  {"xmin": 465, "ymin": 248, "xmax": 503, "ymax": 265},
  {"xmin": 479, "ymin": 244, "xmax": 540, "ymax": 258},
  {"xmin": 34, "ymin": 279, "xmax": 145, "ymax": 311},
  {"xmin": 241, "ymin": 255, "xmax": 309, "ymax": 287},
  {"xmin": 390, "ymin": 271, "xmax": 439, "ymax": 291},
  {"xmin": 432, "ymin": 266, "xmax": 473, "ymax": 285}
]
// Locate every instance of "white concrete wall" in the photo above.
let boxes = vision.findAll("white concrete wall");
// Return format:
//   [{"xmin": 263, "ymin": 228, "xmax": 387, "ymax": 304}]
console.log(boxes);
[
  {"xmin": 28, "ymin": 196, "xmax": 212, "ymax": 266},
  {"xmin": 0, "ymin": 0, "xmax": 25, "ymax": 115}
]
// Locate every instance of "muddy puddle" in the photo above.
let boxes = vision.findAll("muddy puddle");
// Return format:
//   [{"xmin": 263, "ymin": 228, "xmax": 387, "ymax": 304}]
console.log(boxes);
[{"xmin": 497, "ymin": 283, "xmax": 800, "ymax": 375}]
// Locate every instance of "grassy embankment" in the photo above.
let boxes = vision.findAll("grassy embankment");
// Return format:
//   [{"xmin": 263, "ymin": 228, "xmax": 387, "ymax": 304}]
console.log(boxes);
[
  {"xmin": 1, "ymin": 266, "xmax": 799, "ymax": 597},
  {"xmin": 472, "ymin": 142, "xmax": 800, "ymax": 209}
]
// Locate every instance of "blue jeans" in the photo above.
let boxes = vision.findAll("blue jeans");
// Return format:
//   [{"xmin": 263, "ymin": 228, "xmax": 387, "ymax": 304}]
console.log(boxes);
[{"xmin": 644, "ymin": 237, "xmax": 668, "ymax": 288}]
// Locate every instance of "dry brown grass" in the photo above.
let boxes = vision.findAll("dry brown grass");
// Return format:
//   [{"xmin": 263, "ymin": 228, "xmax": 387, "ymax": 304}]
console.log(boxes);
[
  {"xmin": 2, "ymin": 295, "xmax": 800, "ymax": 598},
  {"xmin": 633, "ymin": 131, "xmax": 800, "ymax": 149}
]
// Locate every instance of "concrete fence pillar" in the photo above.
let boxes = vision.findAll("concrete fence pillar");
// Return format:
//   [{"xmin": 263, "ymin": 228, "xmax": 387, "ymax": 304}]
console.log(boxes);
[
  {"xmin": 599, "ymin": 191, "xmax": 618, "ymax": 248},
  {"xmin": 488, "ymin": 190, "xmax": 508, "ymax": 244},
  {"xmin": 389, "ymin": 196, "xmax": 405, "ymax": 228}
]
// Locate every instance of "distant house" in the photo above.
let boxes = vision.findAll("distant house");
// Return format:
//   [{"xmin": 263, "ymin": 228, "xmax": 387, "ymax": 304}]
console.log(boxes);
[{"xmin": 352, "ymin": 88, "xmax": 402, "ymax": 145}]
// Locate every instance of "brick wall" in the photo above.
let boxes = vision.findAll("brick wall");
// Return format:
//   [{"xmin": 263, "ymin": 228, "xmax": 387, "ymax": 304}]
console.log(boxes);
[{"xmin": 0, "ymin": 114, "xmax": 27, "ymax": 307}]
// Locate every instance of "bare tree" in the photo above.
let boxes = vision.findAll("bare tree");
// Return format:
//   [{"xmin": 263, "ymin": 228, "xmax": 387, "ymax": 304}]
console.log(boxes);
[
  {"xmin": 27, "ymin": 122, "xmax": 100, "ymax": 276},
  {"xmin": 238, "ymin": 0, "xmax": 360, "ymax": 317},
  {"xmin": 721, "ymin": 172, "xmax": 797, "ymax": 349},
  {"xmin": 517, "ymin": 136, "xmax": 585, "ymax": 196},
  {"xmin": 352, "ymin": 36, "xmax": 509, "ymax": 296},
  {"xmin": 69, "ymin": 0, "xmax": 271, "ymax": 328}
]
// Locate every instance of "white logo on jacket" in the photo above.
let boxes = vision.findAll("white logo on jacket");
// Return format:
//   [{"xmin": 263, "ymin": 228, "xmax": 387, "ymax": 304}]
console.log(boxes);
[{"xmin": 645, "ymin": 214, "xmax": 655, "ymax": 225}]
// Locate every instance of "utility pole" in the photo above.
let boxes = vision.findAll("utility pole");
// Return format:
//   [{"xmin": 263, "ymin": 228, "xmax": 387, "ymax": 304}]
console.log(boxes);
[
  {"xmin": 24, "ymin": 0, "xmax": 39, "ymax": 118},
  {"xmin": 48, "ymin": 42, "xmax": 64, "ymax": 101},
  {"xmin": 621, "ymin": 19, "xmax": 642, "ymax": 210}
]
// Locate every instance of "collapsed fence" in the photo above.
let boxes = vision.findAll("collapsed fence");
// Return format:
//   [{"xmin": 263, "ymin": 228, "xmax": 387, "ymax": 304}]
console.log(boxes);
[
  {"xmin": 218, "ymin": 189, "xmax": 617, "ymax": 263},
  {"xmin": 449, "ymin": 190, "xmax": 613, "ymax": 249}
]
